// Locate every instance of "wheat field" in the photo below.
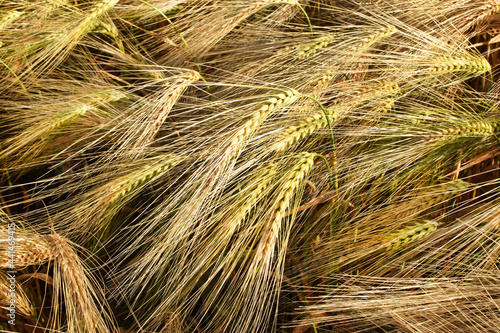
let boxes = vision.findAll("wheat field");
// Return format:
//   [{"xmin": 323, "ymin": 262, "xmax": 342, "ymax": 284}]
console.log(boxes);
[{"xmin": 1, "ymin": 0, "xmax": 500, "ymax": 332}]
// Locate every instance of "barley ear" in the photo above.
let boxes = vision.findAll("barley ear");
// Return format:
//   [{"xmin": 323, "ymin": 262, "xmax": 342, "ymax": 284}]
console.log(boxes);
[
  {"xmin": 428, "ymin": 54, "xmax": 491, "ymax": 76},
  {"xmin": 384, "ymin": 220, "xmax": 438, "ymax": 251},
  {"xmin": 216, "ymin": 89, "xmax": 300, "ymax": 176},
  {"xmin": 274, "ymin": 109, "xmax": 337, "ymax": 152},
  {"xmin": 224, "ymin": 163, "xmax": 277, "ymax": 236},
  {"xmin": 425, "ymin": 121, "xmax": 499, "ymax": 142},
  {"xmin": 0, "ymin": 10, "xmax": 21, "ymax": 31},
  {"xmin": 0, "ymin": 270, "xmax": 36, "ymax": 320},
  {"xmin": 256, "ymin": 152, "xmax": 316, "ymax": 262},
  {"xmin": 46, "ymin": 233, "xmax": 112, "ymax": 333},
  {"xmin": 295, "ymin": 35, "xmax": 332, "ymax": 60},
  {"xmin": 0, "ymin": 226, "xmax": 53, "ymax": 268}
]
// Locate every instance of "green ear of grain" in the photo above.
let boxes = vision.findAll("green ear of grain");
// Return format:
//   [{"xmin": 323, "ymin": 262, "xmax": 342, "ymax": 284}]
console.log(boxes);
[
  {"xmin": 274, "ymin": 110, "xmax": 337, "ymax": 152},
  {"xmin": 425, "ymin": 120, "xmax": 499, "ymax": 141},
  {"xmin": 295, "ymin": 35, "xmax": 333, "ymax": 60},
  {"xmin": 384, "ymin": 220, "xmax": 438, "ymax": 251},
  {"xmin": 108, "ymin": 154, "xmax": 183, "ymax": 205}
]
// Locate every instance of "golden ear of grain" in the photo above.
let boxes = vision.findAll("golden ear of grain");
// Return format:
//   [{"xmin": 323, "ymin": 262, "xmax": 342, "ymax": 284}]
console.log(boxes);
[
  {"xmin": 225, "ymin": 163, "xmax": 277, "ymax": 235},
  {"xmin": 0, "ymin": 270, "xmax": 36, "ymax": 320},
  {"xmin": 351, "ymin": 25, "xmax": 398, "ymax": 54},
  {"xmin": 216, "ymin": 89, "xmax": 300, "ymax": 175},
  {"xmin": 460, "ymin": 1, "xmax": 500, "ymax": 32},
  {"xmin": 37, "ymin": 0, "xmax": 71, "ymax": 17},
  {"xmin": 45, "ymin": 233, "xmax": 110, "ymax": 333},
  {"xmin": 0, "ymin": 226, "xmax": 53, "ymax": 268},
  {"xmin": 0, "ymin": 86, "xmax": 127, "ymax": 165},
  {"xmin": 75, "ymin": 0, "xmax": 120, "ymax": 39},
  {"xmin": 296, "ymin": 35, "xmax": 333, "ymax": 60},
  {"xmin": 92, "ymin": 88, "xmax": 128, "ymax": 105},
  {"xmin": 0, "ymin": 10, "xmax": 21, "ymax": 31},
  {"xmin": 372, "ymin": 97, "xmax": 395, "ymax": 114},
  {"xmin": 132, "ymin": 70, "xmax": 201, "ymax": 153},
  {"xmin": 365, "ymin": 81, "xmax": 400, "ymax": 99},
  {"xmin": 49, "ymin": 104, "xmax": 93, "ymax": 131},
  {"xmin": 92, "ymin": 21, "xmax": 119, "ymax": 38},
  {"xmin": 340, "ymin": 80, "xmax": 400, "ymax": 102},
  {"xmin": 256, "ymin": 152, "xmax": 315, "ymax": 262},
  {"xmin": 384, "ymin": 220, "xmax": 438, "ymax": 251},
  {"xmin": 274, "ymin": 109, "xmax": 337, "ymax": 152},
  {"xmin": 310, "ymin": 69, "xmax": 337, "ymax": 89},
  {"xmin": 1, "ymin": 103, "xmax": 93, "ymax": 162},
  {"xmin": 428, "ymin": 54, "xmax": 491, "ymax": 75},
  {"xmin": 393, "ymin": 180, "xmax": 470, "ymax": 219}
]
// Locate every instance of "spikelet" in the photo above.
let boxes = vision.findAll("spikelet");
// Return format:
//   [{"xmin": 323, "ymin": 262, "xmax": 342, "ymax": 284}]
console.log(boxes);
[
  {"xmin": 224, "ymin": 163, "xmax": 277, "ymax": 236},
  {"xmin": 393, "ymin": 179, "xmax": 470, "ymax": 219},
  {"xmin": 131, "ymin": 70, "xmax": 201, "ymax": 154},
  {"xmin": 427, "ymin": 53, "xmax": 491, "ymax": 76},
  {"xmin": 460, "ymin": 1, "xmax": 500, "ymax": 32},
  {"xmin": 92, "ymin": 88, "xmax": 128, "ymax": 104},
  {"xmin": 383, "ymin": 220, "xmax": 438, "ymax": 251},
  {"xmin": 273, "ymin": 110, "xmax": 337, "ymax": 152},
  {"xmin": 356, "ymin": 81, "xmax": 400, "ymax": 100},
  {"xmin": 372, "ymin": 97, "xmax": 395, "ymax": 114},
  {"xmin": 424, "ymin": 120, "xmax": 499, "ymax": 141},
  {"xmin": 310, "ymin": 69, "xmax": 337, "ymax": 89},
  {"xmin": 0, "ymin": 270, "xmax": 36, "ymax": 319},
  {"xmin": 351, "ymin": 25, "xmax": 398, "ymax": 54},
  {"xmin": 74, "ymin": 0, "xmax": 120, "ymax": 39},
  {"xmin": 0, "ymin": 10, "xmax": 21, "ymax": 31},
  {"xmin": 92, "ymin": 21, "xmax": 120, "ymax": 39},
  {"xmin": 49, "ymin": 103, "xmax": 93, "ymax": 131},
  {"xmin": 295, "ymin": 35, "xmax": 332, "ymax": 60},
  {"xmin": 107, "ymin": 154, "xmax": 183, "ymax": 206},
  {"xmin": 215, "ymin": 89, "xmax": 300, "ymax": 175},
  {"xmin": 256, "ymin": 152, "xmax": 315, "ymax": 262},
  {"xmin": 0, "ymin": 225, "xmax": 53, "ymax": 269}
]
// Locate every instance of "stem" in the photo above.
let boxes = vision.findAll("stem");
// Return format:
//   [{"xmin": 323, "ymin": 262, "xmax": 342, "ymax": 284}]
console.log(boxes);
[
  {"xmin": 303, "ymin": 95, "xmax": 338, "ymax": 192},
  {"xmin": 315, "ymin": 153, "xmax": 337, "ymax": 244},
  {"xmin": 297, "ymin": 3, "xmax": 313, "ymax": 33},
  {"xmin": 315, "ymin": 153, "xmax": 334, "ymax": 190},
  {"xmin": 0, "ymin": 59, "xmax": 28, "ymax": 95}
]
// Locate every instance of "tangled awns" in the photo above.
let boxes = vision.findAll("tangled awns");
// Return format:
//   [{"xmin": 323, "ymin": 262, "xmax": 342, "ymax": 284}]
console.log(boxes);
[{"xmin": 1, "ymin": 0, "xmax": 500, "ymax": 332}]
